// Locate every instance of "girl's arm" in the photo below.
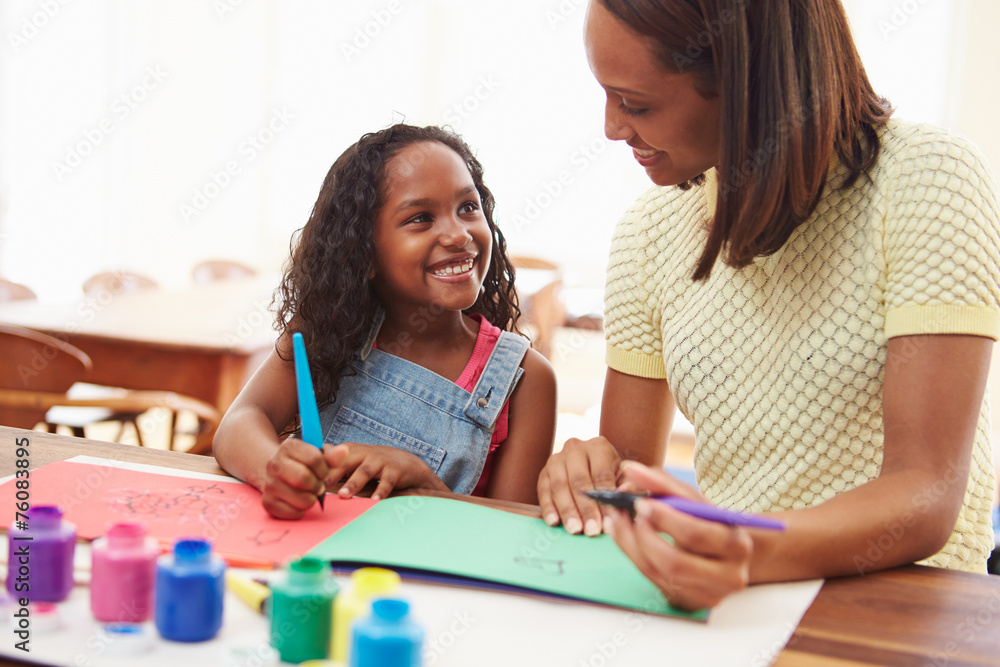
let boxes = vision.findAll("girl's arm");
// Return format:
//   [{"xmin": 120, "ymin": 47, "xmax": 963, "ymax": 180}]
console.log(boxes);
[
  {"xmin": 606, "ymin": 334, "xmax": 993, "ymax": 609},
  {"xmin": 537, "ymin": 368, "xmax": 674, "ymax": 534},
  {"xmin": 484, "ymin": 347, "xmax": 558, "ymax": 505},
  {"xmin": 213, "ymin": 343, "xmax": 333, "ymax": 519}
]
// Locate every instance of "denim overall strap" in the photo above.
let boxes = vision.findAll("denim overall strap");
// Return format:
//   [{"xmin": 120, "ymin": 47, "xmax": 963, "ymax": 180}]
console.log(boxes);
[{"xmin": 463, "ymin": 331, "xmax": 529, "ymax": 429}]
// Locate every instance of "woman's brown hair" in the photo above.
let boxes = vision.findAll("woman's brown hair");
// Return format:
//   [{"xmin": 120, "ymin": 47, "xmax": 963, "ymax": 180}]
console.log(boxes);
[{"xmin": 600, "ymin": 0, "xmax": 893, "ymax": 279}]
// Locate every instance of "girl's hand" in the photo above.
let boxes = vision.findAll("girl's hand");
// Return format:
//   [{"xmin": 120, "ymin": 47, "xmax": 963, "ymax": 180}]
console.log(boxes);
[
  {"xmin": 536, "ymin": 437, "xmax": 622, "ymax": 536},
  {"xmin": 325, "ymin": 443, "xmax": 450, "ymax": 500},
  {"xmin": 260, "ymin": 437, "xmax": 331, "ymax": 520},
  {"xmin": 605, "ymin": 462, "xmax": 753, "ymax": 610}
]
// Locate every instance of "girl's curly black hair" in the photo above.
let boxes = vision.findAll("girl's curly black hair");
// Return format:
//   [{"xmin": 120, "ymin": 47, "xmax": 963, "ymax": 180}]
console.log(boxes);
[{"xmin": 274, "ymin": 124, "xmax": 521, "ymax": 409}]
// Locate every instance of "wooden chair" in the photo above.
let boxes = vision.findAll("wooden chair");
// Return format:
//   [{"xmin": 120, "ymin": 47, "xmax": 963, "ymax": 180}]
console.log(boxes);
[
  {"xmin": 0, "ymin": 325, "xmax": 221, "ymax": 453},
  {"xmin": 0, "ymin": 278, "xmax": 38, "ymax": 302},
  {"xmin": 191, "ymin": 260, "xmax": 257, "ymax": 285},
  {"xmin": 82, "ymin": 271, "xmax": 158, "ymax": 297},
  {"xmin": 511, "ymin": 256, "xmax": 566, "ymax": 359}
]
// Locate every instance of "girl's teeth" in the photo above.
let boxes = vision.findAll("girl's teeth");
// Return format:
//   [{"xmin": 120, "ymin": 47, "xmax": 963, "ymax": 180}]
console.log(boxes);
[{"xmin": 433, "ymin": 259, "xmax": 474, "ymax": 276}]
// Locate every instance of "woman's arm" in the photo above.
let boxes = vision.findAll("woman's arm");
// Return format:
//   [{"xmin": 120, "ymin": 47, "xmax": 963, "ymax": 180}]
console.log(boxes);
[
  {"xmin": 485, "ymin": 347, "xmax": 558, "ymax": 504},
  {"xmin": 750, "ymin": 333, "xmax": 992, "ymax": 580},
  {"xmin": 537, "ymin": 367, "xmax": 675, "ymax": 534},
  {"xmin": 607, "ymin": 333, "xmax": 993, "ymax": 609}
]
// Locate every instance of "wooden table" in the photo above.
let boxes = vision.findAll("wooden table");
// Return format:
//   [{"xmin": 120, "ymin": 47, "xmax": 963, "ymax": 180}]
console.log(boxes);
[
  {"xmin": 0, "ymin": 277, "xmax": 279, "ymax": 451},
  {"xmin": 3, "ymin": 427, "xmax": 999, "ymax": 665}
]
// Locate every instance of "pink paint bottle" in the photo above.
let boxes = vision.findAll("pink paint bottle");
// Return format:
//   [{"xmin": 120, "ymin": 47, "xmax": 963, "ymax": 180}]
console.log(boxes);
[{"xmin": 90, "ymin": 522, "xmax": 159, "ymax": 623}]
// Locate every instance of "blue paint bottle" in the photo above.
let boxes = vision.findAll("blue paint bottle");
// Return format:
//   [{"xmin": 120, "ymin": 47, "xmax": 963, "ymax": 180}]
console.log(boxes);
[
  {"xmin": 6, "ymin": 506, "xmax": 75, "ymax": 602},
  {"xmin": 154, "ymin": 538, "xmax": 225, "ymax": 642},
  {"xmin": 350, "ymin": 598, "xmax": 424, "ymax": 667}
]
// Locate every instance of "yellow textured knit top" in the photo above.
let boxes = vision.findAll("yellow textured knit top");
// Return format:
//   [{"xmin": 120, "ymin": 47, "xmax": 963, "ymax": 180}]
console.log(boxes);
[{"xmin": 605, "ymin": 119, "xmax": 1000, "ymax": 572}]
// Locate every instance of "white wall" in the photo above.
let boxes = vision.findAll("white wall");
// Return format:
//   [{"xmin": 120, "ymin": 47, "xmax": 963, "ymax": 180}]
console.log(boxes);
[
  {"xmin": 0, "ymin": 0, "xmax": 995, "ymax": 300},
  {"xmin": 0, "ymin": 0, "xmax": 650, "ymax": 298}
]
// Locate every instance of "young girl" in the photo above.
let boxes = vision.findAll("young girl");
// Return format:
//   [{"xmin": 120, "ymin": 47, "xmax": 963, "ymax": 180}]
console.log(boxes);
[{"xmin": 214, "ymin": 124, "xmax": 557, "ymax": 520}]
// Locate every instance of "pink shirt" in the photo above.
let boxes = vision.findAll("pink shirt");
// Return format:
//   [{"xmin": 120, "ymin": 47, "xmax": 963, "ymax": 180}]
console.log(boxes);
[{"xmin": 455, "ymin": 315, "xmax": 509, "ymax": 497}]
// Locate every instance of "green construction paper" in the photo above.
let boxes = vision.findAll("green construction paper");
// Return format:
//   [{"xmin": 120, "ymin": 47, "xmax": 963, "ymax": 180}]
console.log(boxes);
[{"xmin": 306, "ymin": 496, "xmax": 707, "ymax": 621}]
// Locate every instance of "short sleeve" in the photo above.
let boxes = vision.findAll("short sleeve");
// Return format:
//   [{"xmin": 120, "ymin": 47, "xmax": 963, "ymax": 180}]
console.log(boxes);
[
  {"xmin": 604, "ymin": 191, "xmax": 668, "ymax": 378},
  {"xmin": 883, "ymin": 127, "xmax": 1000, "ymax": 340}
]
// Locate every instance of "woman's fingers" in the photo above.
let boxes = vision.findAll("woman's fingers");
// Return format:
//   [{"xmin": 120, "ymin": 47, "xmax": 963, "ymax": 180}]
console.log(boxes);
[
  {"xmin": 537, "ymin": 438, "xmax": 621, "ymax": 535},
  {"xmin": 606, "ymin": 498, "xmax": 752, "ymax": 610}
]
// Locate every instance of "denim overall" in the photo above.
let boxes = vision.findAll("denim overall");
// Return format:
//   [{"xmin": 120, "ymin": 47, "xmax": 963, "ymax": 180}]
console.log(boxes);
[{"xmin": 317, "ymin": 312, "xmax": 529, "ymax": 494}]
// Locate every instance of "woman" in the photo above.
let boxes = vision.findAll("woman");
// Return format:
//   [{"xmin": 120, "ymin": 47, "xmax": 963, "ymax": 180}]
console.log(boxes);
[{"xmin": 537, "ymin": 0, "xmax": 1000, "ymax": 610}]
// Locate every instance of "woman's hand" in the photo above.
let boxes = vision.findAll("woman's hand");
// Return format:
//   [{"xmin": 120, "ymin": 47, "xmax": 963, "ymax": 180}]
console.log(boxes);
[
  {"xmin": 536, "ymin": 436, "xmax": 622, "ymax": 536},
  {"xmin": 605, "ymin": 462, "xmax": 752, "ymax": 610},
  {"xmin": 260, "ymin": 437, "xmax": 331, "ymax": 520},
  {"xmin": 325, "ymin": 443, "xmax": 450, "ymax": 500}
]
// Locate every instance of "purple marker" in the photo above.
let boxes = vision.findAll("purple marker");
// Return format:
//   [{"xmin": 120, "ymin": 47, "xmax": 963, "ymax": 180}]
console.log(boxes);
[
  {"xmin": 7, "ymin": 506, "xmax": 77, "ymax": 602},
  {"xmin": 585, "ymin": 490, "xmax": 786, "ymax": 530}
]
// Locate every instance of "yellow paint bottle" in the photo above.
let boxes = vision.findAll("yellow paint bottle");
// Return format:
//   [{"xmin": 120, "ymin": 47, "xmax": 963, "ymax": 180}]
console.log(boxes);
[{"xmin": 330, "ymin": 567, "xmax": 401, "ymax": 663}]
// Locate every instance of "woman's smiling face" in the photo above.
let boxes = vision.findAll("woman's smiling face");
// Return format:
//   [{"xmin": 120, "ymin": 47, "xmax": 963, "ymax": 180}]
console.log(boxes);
[{"xmin": 583, "ymin": 0, "xmax": 722, "ymax": 186}]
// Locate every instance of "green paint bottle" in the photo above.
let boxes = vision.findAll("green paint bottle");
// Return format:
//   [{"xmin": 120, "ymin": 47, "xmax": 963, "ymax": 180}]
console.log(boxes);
[{"xmin": 269, "ymin": 557, "xmax": 338, "ymax": 663}]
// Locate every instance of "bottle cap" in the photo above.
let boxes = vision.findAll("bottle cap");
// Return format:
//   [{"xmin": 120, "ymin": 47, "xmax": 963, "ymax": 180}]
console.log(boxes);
[
  {"xmin": 25, "ymin": 506, "xmax": 64, "ymax": 530},
  {"xmin": 105, "ymin": 522, "xmax": 148, "ymax": 549},
  {"xmin": 372, "ymin": 598, "xmax": 409, "ymax": 622},
  {"xmin": 288, "ymin": 557, "xmax": 326, "ymax": 583},
  {"xmin": 173, "ymin": 538, "xmax": 212, "ymax": 564},
  {"xmin": 101, "ymin": 623, "xmax": 152, "ymax": 655},
  {"xmin": 353, "ymin": 567, "xmax": 401, "ymax": 598},
  {"xmin": 23, "ymin": 603, "xmax": 63, "ymax": 633}
]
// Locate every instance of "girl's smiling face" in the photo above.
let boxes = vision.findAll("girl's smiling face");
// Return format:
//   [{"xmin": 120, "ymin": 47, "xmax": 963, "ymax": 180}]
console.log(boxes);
[
  {"xmin": 370, "ymin": 141, "xmax": 492, "ymax": 317},
  {"xmin": 583, "ymin": 0, "xmax": 722, "ymax": 186}
]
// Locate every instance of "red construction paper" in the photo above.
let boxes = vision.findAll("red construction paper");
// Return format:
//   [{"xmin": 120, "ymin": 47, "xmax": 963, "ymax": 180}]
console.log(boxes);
[{"xmin": 0, "ymin": 461, "xmax": 377, "ymax": 567}]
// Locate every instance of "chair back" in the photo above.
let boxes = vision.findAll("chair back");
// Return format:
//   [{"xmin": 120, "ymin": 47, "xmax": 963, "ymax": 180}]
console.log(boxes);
[
  {"xmin": 0, "ymin": 279, "xmax": 38, "ymax": 302},
  {"xmin": 191, "ymin": 260, "xmax": 257, "ymax": 284},
  {"xmin": 82, "ymin": 271, "xmax": 158, "ymax": 297},
  {"xmin": 511, "ymin": 256, "xmax": 559, "ymax": 271},
  {"xmin": 0, "ymin": 325, "xmax": 91, "ymax": 429}
]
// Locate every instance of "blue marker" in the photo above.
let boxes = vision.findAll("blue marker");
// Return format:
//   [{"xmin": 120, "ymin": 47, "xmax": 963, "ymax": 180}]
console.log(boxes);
[{"xmin": 292, "ymin": 332, "xmax": 325, "ymax": 510}]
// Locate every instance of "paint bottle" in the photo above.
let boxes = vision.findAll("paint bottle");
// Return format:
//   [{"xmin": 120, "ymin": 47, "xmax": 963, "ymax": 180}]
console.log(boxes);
[
  {"xmin": 154, "ymin": 538, "xmax": 225, "ymax": 642},
  {"xmin": 350, "ymin": 598, "xmax": 424, "ymax": 667},
  {"xmin": 269, "ymin": 557, "xmax": 338, "ymax": 664},
  {"xmin": 331, "ymin": 567, "xmax": 401, "ymax": 663},
  {"xmin": 6, "ymin": 505, "xmax": 76, "ymax": 602},
  {"xmin": 90, "ymin": 522, "xmax": 159, "ymax": 623}
]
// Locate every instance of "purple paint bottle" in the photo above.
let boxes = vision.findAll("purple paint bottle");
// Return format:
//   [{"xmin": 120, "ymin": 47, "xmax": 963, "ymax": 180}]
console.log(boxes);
[
  {"xmin": 90, "ymin": 522, "xmax": 159, "ymax": 623},
  {"xmin": 7, "ymin": 505, "xmax": 76, "ymax": 602}
]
